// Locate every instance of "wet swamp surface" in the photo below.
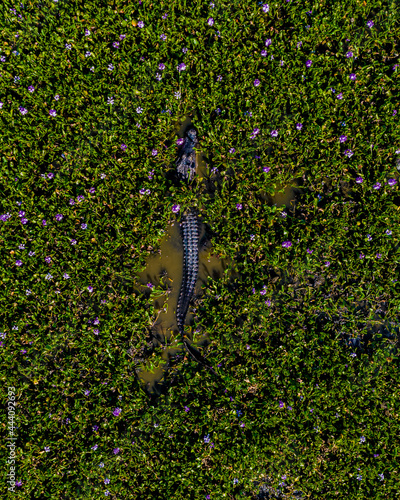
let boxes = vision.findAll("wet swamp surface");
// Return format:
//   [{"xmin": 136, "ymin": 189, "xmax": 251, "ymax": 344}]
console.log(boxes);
[{"xmin": 129, "ymin": 111, "xmax": 399, "ymax": 397}]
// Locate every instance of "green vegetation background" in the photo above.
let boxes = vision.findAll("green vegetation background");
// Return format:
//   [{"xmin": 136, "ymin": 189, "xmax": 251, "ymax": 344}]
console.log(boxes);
[{"xmin": 1, "ymin": 0, "xmax": 400, "ymax": 498}]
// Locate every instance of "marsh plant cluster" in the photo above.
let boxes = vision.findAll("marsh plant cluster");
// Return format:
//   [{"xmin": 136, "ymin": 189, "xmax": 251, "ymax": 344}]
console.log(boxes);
[{"xmin": 1, "ymin": 1, "xmax": 400, "ymax": 498}]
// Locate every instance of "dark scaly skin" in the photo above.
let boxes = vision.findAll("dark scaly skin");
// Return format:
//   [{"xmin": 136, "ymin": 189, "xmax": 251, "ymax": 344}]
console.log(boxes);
[
  {"xmin": 176, "ymin": 210, "xmax": 199, "ymax": 338},
  {"xmin": 175, "ymin": 128, "xmax": 199, "ymax": 337}
]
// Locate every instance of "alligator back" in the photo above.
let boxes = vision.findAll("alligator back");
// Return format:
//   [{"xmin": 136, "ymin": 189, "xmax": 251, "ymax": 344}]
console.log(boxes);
[{"xmin": 176, "ymin": 209, "xmax": 199, "ymax": 336}]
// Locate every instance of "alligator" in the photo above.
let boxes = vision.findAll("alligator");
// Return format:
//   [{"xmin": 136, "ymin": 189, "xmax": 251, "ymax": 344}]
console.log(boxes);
[{"xmin": 174, "ymin": 127, "xmax": 219, "ymax": 375}]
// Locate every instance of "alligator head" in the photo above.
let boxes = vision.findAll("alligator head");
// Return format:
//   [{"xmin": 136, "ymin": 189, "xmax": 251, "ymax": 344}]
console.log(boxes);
[{"xmin": 175, "ymin": 127, "xmax": 198, "ymax": 182}]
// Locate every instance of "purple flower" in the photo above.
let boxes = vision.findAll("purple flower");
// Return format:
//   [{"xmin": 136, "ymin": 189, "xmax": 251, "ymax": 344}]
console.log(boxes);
[
  {"xmin": 236, "ymin": 203, "xmax": 243, "ymax": 210},
  {"xmin": 177, "ymin": 62, "xmax": 186, "ymax": 72},
  {"xmin": 240, "ymin": 422, "xmax": 245, "ymax": 428},
  {"xmin": 261, "ymin": 49, "xmax": 267, "ymax": 57},
  {"xmin": 47, "ymin": 172, "xmax": 54, "ymax": 179},
  {"xmin": 113, "ymin": 447, "xmax": 120, "ymax": 454},
  {"xmin": 85, "ymin": 389, "xmax": 90, "ymax": 396},
  {"xmin": 282, "ymin": 241, "xmax": 292, "ymax": 248},
  {"xmin": 339, "ymin": 135, "xmax": 347, "ymax": 143},
  {"xmin": 104, "ymin": 478, "xmax": 110, "ymax": 485},
  {"xmin": 374, "ymin": 454, "xmax": 380, "ymax": 458},
  {"xmin": 265, "ymin": 38, "xmax": 272, "ymax": 47},
  {"xmin": 113, "ymin": 41, "xmax": 120, "ymax": 49},
  {"xmin": 296, "ymin": 123, "xmax": 303, "ymax": 130},
  {"xmin": 263, "ymin": 166, "xmax": 270, "ymax": 173},
  {"xmin": 325, "ymin": 261, "xmax": 330, "ymax": 267},
  {"xmin": 15, "ymin": 480, "xmax": 23, "ymax": 487},
  {"xmin": 393, "ymin": 110, "xmax": 397, "ymax": 116},
  {"xmin": 344, "ymin": 149, "xmax": 353, "ymax": 157},
  {"xmin": 349, "ymin": 73, "xmax": 356, "ymax": 81},
  {"xmin": 346, "ymin": 51, "xmax": 354, "ymax": 58},
  {"xmin": 89, "ymin": 187, "xmax": 95, "ymax": 194},
  {"xmin": 81, "ymin": 223, "xmax": 87, "ymax": 229},
  {"xmin": 271, "ymin": 129, "xmax": 278, "ymax": 137},
  {"xmin": 162, "ymin": 12, "xmax": 168, "ymax": 19},
  {"xmin": 113, "ymin": 408, "xmax": 121, "ymax": 417},
  {"xmin": 45, "ymin": 256, "xmax": 51, "ymax": 264},
  {"xmin": 138, "ymin": 20, "xmax": 144, "ymax": 28},
  {"xmin": 373, "ymin": 182, "xmax": 381, "ymax": 190},
  {"xmin": 376, "ymin": 253, "xmax": 382, "ymax": 259},
  {"xmin": 19, "ymin": 106, "xmax": 28, "ymax": 115},
  {"xmin": 253, "ymin": 128, "xmax": 260, "ymax": 136},
  {"xmin": 385, "ymin": 229, "xmax": 392, "ymax": 235},
  {"xmin": 91, "ymin": 444, "xmax": 98, "ymax": 450},
  {"xmin": 77, "ymin": 195, "xmax": 85, "ymax": 202},
  {"xmin": 307, "ymin": 248, "xmax": 313, "ymax": 254},
  {"xmin": 279, "ymin": 401, "xmax": 284, "ymax": 408},
  {"xmin": 28, "ymin": 85, "xmax": 35, "ymax": 92},
  {"xmin": 262, "ymin": 4, "xmax": 270, "ymax": 12},
  {"xmin": 44, "ymin": 446, "xmax": 50, "ymax": 452},
  {"xmin": 160, "ymin": 34, "xmax": 167, "ymax": 41},
  {"xmin": 337, "ymin": 92, "xmax": 343, "ymax": 99},
  {"xmin": 54, "ymin": 94, "xmax": 60, "ymax": 101},
  {"xmin": 359, "ymin": 252, "xmax": 365, "ymax": 259},
  {"xmin": 172, "ymin": 204, "xmax": 180, "ymax": 214},
  {"xmin": 55, "ymin": 214, "xmax": 63, "ymax": 221},
  {"xmin": 204, "ymin": 434, "xmax": 210, "ymax": 443},
  {"xmin": 49, "ymin": 109, "xmax": 57, "ymax": 117},
  {"xmin": 136, "ymin": 107, "xmax": 143, "ymax": 114},
  {"xmin": 356, "ymin": 176, "xmax": 363, "ymax": 184},
  {"xmin": 151, "ymin": 148, "xmax": 158, "ymax": 156},
  {"xmin": 388, "ymin": 178, "xmax": 397, "ymax": 186},
  {"xmin": 360, "ymin": 436, "xmax": 366, "ymax": 443},
  {"xmin": 120, "ymin": 34, "xmax": 126, "ymax": 40},
  {"xmin": 254, "ymin": 79, "xmax": 260, "ymax": 87},
  {"xmin": 367, "ymin": 20, "xmax": 374, "ymax": 28},
  {"xmin": 184, "ymin": 406, "xmax": 190, "ymax": 412},
  {"xmin": 42, "ymin": 219, "xmax": 47, "ymax": 226},
  {"xmin": 121, "ymin": 143, "xmax": 127, "ymax": 151},
  {"xmin": 229, "ymin": 148, "xmax": 236, "ymax": 153},
  {"xmin": 306, "ymin": 60, "xmax": 312, "ymax": 68},
  {"xmin": 207, "ymin": 17, "xmax": 214, "ymax": 26},
  {"xmin": 88, "ymin": 286, "xmax": 94, "ymax": 293}
]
